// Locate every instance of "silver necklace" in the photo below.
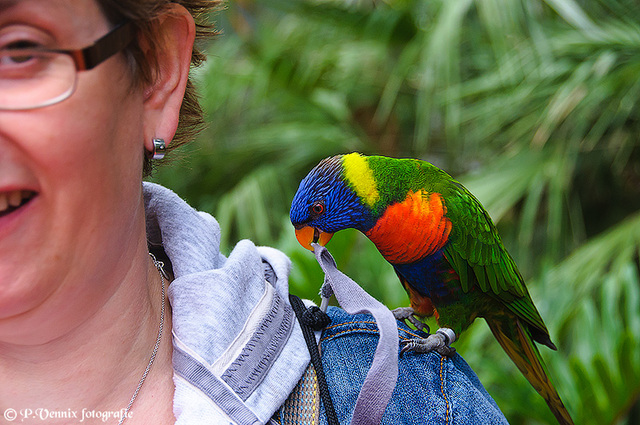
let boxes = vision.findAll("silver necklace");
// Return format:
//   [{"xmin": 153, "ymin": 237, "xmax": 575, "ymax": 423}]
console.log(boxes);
[{"xmin": 117, "ymin": 253, "xmax": 167, "ymax": 425}]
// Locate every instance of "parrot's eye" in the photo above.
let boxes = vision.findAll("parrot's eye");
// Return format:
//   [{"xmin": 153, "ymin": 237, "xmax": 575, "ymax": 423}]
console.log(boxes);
[{"xmin": 310, "ymin": 201, "xmax": 325, "ymax": 216}]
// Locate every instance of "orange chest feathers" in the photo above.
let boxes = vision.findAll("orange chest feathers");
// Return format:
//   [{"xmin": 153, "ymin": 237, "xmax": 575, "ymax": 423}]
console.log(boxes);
[{"xmin": 364, "ymin": 191, "xmax": 452, "ymax": 264}]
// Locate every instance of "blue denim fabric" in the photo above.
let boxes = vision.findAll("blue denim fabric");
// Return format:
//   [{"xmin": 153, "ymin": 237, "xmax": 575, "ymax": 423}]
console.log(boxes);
[{"xmin": 318, "ymin": 307, "xmax": 509, "ymax": 425}]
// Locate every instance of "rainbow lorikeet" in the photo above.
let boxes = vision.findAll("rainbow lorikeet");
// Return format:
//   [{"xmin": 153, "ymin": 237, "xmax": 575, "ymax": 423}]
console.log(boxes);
[{"xmin": 289, "ymin": 153, "xmax": 574, "ymax": 425}]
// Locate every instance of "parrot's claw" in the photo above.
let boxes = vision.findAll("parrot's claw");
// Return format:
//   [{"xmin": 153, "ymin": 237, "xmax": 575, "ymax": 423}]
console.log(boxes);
[
  {"xmin": 392, "ymin": 307, "xmax": 430, "ymax": 334},
  {"xmin": 400, "ymin": 328, "xmax": 457, "ymax": 357}
]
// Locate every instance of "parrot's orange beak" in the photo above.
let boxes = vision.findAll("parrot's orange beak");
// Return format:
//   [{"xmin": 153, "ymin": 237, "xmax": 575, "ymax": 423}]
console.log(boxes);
[{"xmin": 295, "ymin": 226, "xmax": 333, "ymax": 251}]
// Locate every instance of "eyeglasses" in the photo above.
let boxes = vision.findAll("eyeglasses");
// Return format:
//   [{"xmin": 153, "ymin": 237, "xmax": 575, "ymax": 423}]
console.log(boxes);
[{"xmin": 0, "ymin": 22, "xmax": 134, "ymax": 111}]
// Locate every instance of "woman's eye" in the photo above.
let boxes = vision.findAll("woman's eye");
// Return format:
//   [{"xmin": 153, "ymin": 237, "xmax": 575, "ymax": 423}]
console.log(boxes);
[
  {"xmin": 2, "ymin": 50, "xmax": 35, "ymax": 64},
  {"xmin": 0, "ymin": 40, "xmax": 56, "ymax": 80},
  {"xmin": 0, "ymin": 48, "xmax": 43, "ymax": 73},
  {"xmin": 0, "ymin": 39, "xmax": 39, "ymax": 62}
]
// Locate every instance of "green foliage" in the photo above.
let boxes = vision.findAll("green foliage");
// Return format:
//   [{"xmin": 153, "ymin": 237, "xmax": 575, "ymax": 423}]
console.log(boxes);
[{"xmin": 152, "ymin": 0, "xmax": 640, "ymax": 423}]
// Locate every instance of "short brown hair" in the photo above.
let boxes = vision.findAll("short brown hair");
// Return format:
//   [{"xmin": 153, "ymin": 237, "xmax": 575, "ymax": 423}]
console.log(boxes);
[{"xmin": 96, "ymin": 0, "xmax": 221, "ymax": 175}]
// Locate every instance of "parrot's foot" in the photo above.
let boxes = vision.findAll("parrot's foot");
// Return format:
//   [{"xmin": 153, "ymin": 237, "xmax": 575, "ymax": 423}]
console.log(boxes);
[
  {"xmin": 392, "ymin": 307, "xmax": 430, "ymax": 334},
  {"xmin": 400, "ymin": 328, "xmax": 457, "ymax": 357}
]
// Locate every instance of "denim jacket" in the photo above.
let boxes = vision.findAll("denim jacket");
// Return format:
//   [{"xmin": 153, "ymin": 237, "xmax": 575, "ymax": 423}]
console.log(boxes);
[{"xmin": 277, "ymin": 307, "xmax": 509, "ymax": 425}]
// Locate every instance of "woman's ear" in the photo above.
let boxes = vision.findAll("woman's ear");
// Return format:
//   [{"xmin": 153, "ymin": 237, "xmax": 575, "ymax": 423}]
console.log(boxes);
[{"xmin": 142, "ymin": 4, "xmax": 195, "ymax": 151}]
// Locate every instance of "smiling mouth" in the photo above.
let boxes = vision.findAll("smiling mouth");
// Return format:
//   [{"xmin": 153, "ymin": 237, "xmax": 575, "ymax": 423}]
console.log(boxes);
[{"xmin": 0, "ymin": 190, "xmax": 37, "ymax": 218}]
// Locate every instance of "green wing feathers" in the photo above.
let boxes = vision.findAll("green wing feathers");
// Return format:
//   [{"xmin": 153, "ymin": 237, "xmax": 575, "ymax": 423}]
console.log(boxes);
[
  {"xmin": 444, "ymin": 182, "xmax": 523, "ymax": 294},
  {"xmin": 442, "ymin": 180, "xmax": 554, "ymax": 348}
]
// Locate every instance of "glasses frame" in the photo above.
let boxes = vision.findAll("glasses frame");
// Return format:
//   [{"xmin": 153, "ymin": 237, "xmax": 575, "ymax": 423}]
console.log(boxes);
[
  {"xmin": 0, "ymin": 21, "xmax": 135, "ymax": 110},
  {"xmin": 61, "ymin": 21, "xmax": 135, "ymax": 71}
]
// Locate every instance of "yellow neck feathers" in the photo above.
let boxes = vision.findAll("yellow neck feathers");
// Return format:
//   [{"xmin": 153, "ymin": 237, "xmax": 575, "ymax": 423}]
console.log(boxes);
[{"xmin": 342, "ymin": 153, "xmax": 379, "ymax": 208}]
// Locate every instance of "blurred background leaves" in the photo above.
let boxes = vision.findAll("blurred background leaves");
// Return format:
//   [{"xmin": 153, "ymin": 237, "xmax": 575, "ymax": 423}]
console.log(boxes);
[{"xmin": 152, "ymin": 0, "xmax": 640, "ymax": 423}]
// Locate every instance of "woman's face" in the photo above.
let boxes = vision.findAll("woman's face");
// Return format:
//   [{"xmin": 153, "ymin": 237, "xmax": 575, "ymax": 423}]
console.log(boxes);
[{"xmin": 0, "ymin": 0, "xmax": 149, "ymax": 328}]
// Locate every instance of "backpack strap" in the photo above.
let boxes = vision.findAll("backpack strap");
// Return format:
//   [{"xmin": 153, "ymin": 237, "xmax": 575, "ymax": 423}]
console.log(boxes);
[
  {"xmin": 284, "ymin": 294, "xmax": 339, "ymax": 425},
  {"xmin": 279, "ymin": 362, "xmax": 321, "ymax": 425}
]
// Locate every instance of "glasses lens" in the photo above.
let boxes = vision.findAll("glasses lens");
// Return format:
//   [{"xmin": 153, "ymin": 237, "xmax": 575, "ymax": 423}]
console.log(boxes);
[{"xmin": 0, "ymin": 49, "xmax": 76, "ymax": 110}]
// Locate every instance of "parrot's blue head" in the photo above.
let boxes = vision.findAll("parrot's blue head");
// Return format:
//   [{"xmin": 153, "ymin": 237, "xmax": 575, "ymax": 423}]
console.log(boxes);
[{"xmin": 290, "ymin": 155, "xmax": 375, "ymax": 250}]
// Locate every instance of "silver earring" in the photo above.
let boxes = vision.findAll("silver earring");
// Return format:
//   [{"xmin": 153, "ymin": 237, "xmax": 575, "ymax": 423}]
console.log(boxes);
[{"xmin": 146, "ymin": 138, "xmax": 166, "ymax": 160}]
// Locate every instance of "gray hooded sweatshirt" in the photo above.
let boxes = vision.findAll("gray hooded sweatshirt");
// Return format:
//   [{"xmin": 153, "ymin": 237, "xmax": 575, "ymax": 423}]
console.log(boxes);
[{"xmin": 144, "ymin": 182, "xmax": 309, "ymax": 424}]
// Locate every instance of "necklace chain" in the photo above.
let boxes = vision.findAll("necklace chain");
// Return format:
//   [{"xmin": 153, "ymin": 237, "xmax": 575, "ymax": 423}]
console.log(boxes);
[{"xmin": 117, "ymin": 253, "xmax": 167, "ymax": 425}]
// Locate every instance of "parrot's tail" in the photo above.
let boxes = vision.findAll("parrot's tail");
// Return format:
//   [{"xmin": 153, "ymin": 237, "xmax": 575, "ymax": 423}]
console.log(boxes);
[{"xmin": 487, "ymin": 318, "xmax": 574, "ymax": 425}]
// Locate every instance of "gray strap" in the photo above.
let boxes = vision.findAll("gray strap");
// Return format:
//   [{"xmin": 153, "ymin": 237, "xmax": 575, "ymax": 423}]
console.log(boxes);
[
  {"xmin": 173, "ymin": 346, "xmax": 260, "ymax": 425},
  {"xmin": 312, "ymin": 244, "xmax": 398, "ymax": 425}
]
